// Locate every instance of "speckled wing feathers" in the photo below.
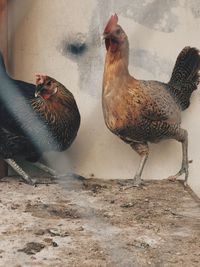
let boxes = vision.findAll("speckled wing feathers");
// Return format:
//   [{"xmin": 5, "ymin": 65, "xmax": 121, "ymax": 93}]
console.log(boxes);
[
  {"xmin": 114, "ymin": 80, "xmax": 182, "ymax": 143},
  {"xmin": 139, "ymin": 80, "xmax": 181, "ymax": 125}
]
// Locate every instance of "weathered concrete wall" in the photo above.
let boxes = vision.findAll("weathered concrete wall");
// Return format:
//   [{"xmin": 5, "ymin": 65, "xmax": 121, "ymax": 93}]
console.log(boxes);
[{"xmin": 8, "ymin": 0, "xmax": 200, "ymax": 196}]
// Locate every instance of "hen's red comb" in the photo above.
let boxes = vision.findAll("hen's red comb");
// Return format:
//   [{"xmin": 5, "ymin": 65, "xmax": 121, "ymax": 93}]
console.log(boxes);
[
  {"xmin": 104, "ymin": 13, "xmax": 118, "ymax": 34},
  {"xmin": 35, "ymin": 73, "xmax": 47, "ymax": 85}
]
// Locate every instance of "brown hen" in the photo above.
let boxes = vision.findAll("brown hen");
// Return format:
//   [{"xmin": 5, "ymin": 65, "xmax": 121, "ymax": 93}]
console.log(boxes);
[
  {"xmin": 102, "ymin": 14, "xmax": 200, "ymax": 186},
  {"xmin": 0, "ymin": 53, "xmax": 80, "ymax": 184}
]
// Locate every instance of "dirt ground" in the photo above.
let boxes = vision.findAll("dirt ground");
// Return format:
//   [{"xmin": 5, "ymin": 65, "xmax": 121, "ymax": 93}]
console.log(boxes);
[{"xmin": 0, "ymin": 175, "xmax": 200, "ymax": 267}]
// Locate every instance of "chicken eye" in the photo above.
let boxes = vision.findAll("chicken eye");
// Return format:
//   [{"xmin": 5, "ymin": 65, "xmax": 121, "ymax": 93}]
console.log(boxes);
[
  {"xmin": 116, "ymin": 29, "xmax": 121, "ymax": 35},
  {"xmin": 46, "ymin": 81, "xmax": 51, "ymax": 86}
]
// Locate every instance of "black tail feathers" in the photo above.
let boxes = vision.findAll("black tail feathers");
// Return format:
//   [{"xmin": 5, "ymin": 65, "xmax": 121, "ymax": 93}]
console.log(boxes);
[{"xmin": 168, "ymin": 46, "xmax": 200, "ymax": 110}]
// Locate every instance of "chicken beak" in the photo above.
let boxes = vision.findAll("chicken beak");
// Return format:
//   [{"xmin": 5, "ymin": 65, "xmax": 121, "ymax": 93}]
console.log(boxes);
[
  {"xmin": 101, "ymin": 33, "xmax": 111, "ymax": 45},
  {"xmin": 35, "ymin": 84, "xmax": 44, "ymax": 98},
  {"xmin": 35, "ymin": 91, "xmax": 40, "ymax": 98},
  {"xmin": 102, "ymin": 33, "xmax": 110, "ymax": 40},
  {"xmin": 101, "ymin": 35, "xmax": 105, "ymax": 44}
]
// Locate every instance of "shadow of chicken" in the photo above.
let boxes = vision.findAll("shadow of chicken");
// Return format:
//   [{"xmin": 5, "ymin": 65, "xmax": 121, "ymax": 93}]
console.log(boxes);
[
  {"xmin": 102, "ymin": 14, "xmax": 200, "ymax": 186},
  {"xmin": 0, "ymin": 53, "xmax": 80, "ymax": 184}
]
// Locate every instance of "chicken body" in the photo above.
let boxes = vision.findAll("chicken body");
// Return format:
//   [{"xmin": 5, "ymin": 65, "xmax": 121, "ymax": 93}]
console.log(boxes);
[
  {"xmin": 103, "ymin": 78, "xmax": 181, "ymax": 143},
  {"xmin": 0, "ymin": 53, "xmax": 80, "ymax": 184},
  {"xmin": 102, "ymin": 14, "xmax": 200, "ymax": 186}
]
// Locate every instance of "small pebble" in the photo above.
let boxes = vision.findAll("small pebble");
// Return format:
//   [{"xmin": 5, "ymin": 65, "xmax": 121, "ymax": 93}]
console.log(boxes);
[
  {"xmin": 35, "ymin": 229, "xmax": 46, "ymax": 236},
  {"xmin": 76, "ymin": 226, "xmax": 84, "ymax": 231},
  {"xmin": 52, "ymin": 241, "xmax": 58, "ymax": 247}
]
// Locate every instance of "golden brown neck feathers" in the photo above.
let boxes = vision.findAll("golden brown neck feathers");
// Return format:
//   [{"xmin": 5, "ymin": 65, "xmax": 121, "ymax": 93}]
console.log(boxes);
[{"xmin": 104, "ymin": 40, "xmax": 130, "ymax": 78}]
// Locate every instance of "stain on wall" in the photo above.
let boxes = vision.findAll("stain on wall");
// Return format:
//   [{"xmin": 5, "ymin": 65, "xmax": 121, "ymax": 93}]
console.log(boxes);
[{"xmin": 62, "ymin": 33, "xmax": 88, "ymax": 58}]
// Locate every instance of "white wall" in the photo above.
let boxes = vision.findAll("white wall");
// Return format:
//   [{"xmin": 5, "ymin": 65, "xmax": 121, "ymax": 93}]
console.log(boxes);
[{"xmin": 8, "ymin": 0, "xmax": 200, "ymax": 196}]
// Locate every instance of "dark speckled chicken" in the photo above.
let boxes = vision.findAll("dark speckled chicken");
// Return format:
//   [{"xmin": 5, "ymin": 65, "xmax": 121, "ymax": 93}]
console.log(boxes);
[
  {"xmin": 102, "ymin": 14, "xmax": 200, "ymax": 186},
  {"xmin": 0, "ymin": 52, "xmax": 80, "ymax": 184}
]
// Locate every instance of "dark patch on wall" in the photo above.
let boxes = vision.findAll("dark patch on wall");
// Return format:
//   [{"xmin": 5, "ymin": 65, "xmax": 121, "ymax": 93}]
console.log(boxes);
[
  {"xmin": 65, "ymin": 42, "xmax": 87, "ymax": 56},
  {"xmin": 61, "ymin": 33, "xmax": 88, "ymax": 59}
]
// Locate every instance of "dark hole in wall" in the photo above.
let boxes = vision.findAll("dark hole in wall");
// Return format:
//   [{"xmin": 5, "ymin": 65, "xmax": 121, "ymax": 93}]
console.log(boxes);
[{"xmin": 65, "ymin": 42, "xmax": 87, "ymax": 56}]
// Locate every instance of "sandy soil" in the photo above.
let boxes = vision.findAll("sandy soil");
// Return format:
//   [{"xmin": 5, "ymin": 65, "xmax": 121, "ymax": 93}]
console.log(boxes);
[{"xmin": 0, "ymin": 175, "xmax": 200, "ymax": 267}]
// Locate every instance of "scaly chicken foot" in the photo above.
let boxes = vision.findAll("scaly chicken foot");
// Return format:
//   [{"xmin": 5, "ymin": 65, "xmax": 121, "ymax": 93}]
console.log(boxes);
[
  {"xmin": 32, "ymin": 162, "xmax": 57, "ymax": 176},
  {"xmin": 31, "ymin": 162, "xmax": 75, "ymax": 179},
  {"xmin": 119, "ymin": 153, "xmax": 148, "ymax": 189},
  {"xmin": 4, "ymin": 159, "xmax": 36, "ymax": 185},
  {"xmin": 132, "ymin": 175, "xmax": 143, "ymax": 187},
  {"xmin": 168, "ymin": 162, "xmax": 189, "ymax": 186},
  {"xmin": 168, "ymin": 165, "xmax": 188, "ymax": 185}
]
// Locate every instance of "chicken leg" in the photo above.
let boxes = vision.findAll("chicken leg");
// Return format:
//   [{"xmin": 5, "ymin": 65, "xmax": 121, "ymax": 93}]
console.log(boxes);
[
  {"xmin": 31, "ymin": 162, "xmax": 78, "ymax": 179},
  {"xmin": 4, "ymin": 159, "xmax": 36, "ymax": 185},
  {"xmin": 131, "ymin": 142, "xmax": 149, "ymax": 186},
  {"xmin": 32, "ymin": 162, "xmax": 57, "ymax": 176},
  {"xmin": 168, "ymin": 129, "xmax": 189, "ymax": 186},
  {"xmin": 3, "ymin": 159, "xmax": 61, "ymax": 185}
]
